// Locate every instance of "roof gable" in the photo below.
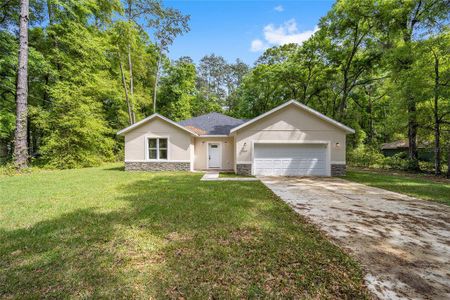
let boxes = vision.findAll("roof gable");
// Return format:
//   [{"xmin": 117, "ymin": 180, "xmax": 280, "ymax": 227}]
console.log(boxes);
[
  {"xmin": 178, "ymin": 112, "xmax": 246, "ymax": 135},
  {"xmin": 230, "ymin": 100, "xmax": 355, "ymax": 134},
  {"xmin": 117, "ymin": 114, "xmax": 198, "ymax": 136}
]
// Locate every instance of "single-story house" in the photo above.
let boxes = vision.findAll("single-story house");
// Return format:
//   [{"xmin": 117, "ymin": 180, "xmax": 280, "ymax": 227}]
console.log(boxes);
[
  {"xmin": 117, "ymin": 100, "xmax": 355, "ymax": 176},
  {"xmin": 381, "ymin": 140, "xmax": 433, "ymax": 161}
]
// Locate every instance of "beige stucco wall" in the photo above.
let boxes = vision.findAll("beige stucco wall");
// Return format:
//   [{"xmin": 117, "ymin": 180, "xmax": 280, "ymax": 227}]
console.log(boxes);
[
  {"xmin": 234, "ymin": 105, "xmax": 347, "ymax": 163},
  {"xmin": 124, "ymin": 118, "xmax": 193, "ymax": 161},
  {"xmin": 194, "ymin": 137, "xmax": 234, "ymax": 170}
]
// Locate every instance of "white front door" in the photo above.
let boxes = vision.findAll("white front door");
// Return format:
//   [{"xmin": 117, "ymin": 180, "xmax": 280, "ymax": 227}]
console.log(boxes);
[{"xmin": 208, "ymin": 143, "xmax": 221, "ymax": 168}]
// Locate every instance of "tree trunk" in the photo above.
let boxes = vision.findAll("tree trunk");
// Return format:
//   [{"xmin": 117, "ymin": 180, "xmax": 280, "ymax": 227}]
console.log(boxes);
[
  {"xmin": 153, "ymin": 51, "xmax": 162, "ymax": 113},
  {"xmin": 127, "ymin": 44, "xmax": 135, "ymax": 123},
  {"xmin": 402, "ymin": 20, "xmax": 420, "ymax": 171},
  {"xmin": 447, "ymin": 140, "xmax": 450, "ymax": 179},
  {"xmin": 13, "ymin": 0, "xmax": 29, "ymax": 169},
  {"xmin": 432, "ymin": 51, "xmax": 441, "ymax": 175},
  {"xmin": 407, "ymin": 95, "xmax": 419, "ymax": 170},
  {"xmin": 0, "ymin": 139, "xmax": 8, "ymax": 162},
  {"xmin": 128, "ymin": 46, "xmax": 134, "ymax": 95},
  {"xmin": 119, "ymin": 59, "xmax": 134, "ymax": 125},
  {"xmin": 338, "ymin": 81, "xmax": 349, "ymax": 120},
  {"xmin": 367, "ymin": 91, "xmax": 374, "ymax": 145}
]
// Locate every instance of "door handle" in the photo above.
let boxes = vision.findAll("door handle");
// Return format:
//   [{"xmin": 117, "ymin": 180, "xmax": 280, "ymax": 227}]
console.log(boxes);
[{"xmin": 208, "ymin": 155, "xmax": 211, "ymax": 160}]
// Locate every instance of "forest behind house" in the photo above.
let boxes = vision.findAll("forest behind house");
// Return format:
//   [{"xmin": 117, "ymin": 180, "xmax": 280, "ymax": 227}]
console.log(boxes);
[{"xmin": 1, "ymin": 0, "xmax": 449, "ymax": 176}]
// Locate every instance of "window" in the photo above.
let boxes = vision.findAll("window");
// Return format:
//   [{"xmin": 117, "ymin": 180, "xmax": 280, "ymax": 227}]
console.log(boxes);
[{"xmin": 148, "ymin": 138, "xmax": 168, "ymax": 160}]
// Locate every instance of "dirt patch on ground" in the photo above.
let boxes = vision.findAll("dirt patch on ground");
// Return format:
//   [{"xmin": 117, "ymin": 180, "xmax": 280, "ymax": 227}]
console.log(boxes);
[{"xmin": 260, "ymin": 177, "xmax": 450, "ymax": 300}]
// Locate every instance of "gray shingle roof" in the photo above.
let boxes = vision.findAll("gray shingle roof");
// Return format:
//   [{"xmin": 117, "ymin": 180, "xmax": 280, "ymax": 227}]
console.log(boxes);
[{"xmin": 178, "ymin": 112, "xmax": 247, "ymax": 135}]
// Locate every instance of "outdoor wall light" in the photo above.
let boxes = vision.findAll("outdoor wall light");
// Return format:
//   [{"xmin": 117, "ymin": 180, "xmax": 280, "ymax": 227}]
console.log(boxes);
[{"xmin": 335, "ymin": 142, "xmax": 341, "ymax": 149}]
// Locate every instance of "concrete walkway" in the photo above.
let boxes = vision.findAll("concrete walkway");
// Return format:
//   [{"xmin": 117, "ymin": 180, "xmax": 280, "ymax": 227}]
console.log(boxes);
[
  {"xmin": 260, "ymin": 176, "xmax": 450, "ymax": 300},
  {"xmin": 200, "ymin": 171, "xmax": 258, "ymax": 181}
]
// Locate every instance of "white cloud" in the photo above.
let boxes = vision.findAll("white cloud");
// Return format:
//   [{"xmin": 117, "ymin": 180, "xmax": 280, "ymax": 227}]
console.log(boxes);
[
  {"xmin": 250, "ymin": 19, "xmax": 318, "ymax": 52},
  {"xmin": 250, "ymin": 39, "xmax": 265, "ymax": 52},
  {"xmin": 274, "ymin": 5, "xmax": 284, "ymax": 12}
]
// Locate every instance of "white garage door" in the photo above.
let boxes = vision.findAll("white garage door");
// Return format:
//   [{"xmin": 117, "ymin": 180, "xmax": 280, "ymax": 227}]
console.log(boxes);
[{"xmin": 253, "ymin": 144, "xmax": 328, "ymax": 176}]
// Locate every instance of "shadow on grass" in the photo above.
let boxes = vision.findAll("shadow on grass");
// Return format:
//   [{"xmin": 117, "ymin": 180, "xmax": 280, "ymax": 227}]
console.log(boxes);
[
  {"xmin": 346, "ymin": 171, "xmax": 450, "ymax": 205},
  {"xmin": 102, "ymin": 165, "xmax": 125, "ymax": 171},
  {"xmin": 0, "ymin": 173, "xmax": 368, "ymax": 298}
]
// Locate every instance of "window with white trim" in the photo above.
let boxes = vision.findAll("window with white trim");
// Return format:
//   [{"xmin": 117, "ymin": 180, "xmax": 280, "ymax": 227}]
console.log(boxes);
[{"xmin": 148, "ymin": 138, "xmax": 168, "ymax": 160}]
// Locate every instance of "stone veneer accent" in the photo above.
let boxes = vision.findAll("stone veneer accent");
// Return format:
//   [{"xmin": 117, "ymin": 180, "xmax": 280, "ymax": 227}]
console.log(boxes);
[
  {"xmin": 236, "ymin": 164, "xmax": 252, "ymax": 176},
  {"xmin": 125, "ymin": 161, "xmax": 190, "ymax": 171},
  {"xmin": 331, "ymin": 164, "xmax": 346, "ymax": 176}
]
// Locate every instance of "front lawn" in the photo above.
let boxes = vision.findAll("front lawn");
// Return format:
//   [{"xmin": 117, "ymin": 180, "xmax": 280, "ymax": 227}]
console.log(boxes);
[
  {"xmin": 219, "ymin": 171, "xmax": 253, "ymax": 178},
  {"xmin": 0, "ymin": 164, "xmax": 368, "ymax": 299},
  {"xmin": 345, "ymin": 169, "xmax": 450, "ymax": 206}
]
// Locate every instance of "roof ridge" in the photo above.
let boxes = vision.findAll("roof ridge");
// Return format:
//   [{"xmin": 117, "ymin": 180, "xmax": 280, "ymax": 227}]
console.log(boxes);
[
  {"xmin": 178, "ymin": 112, "xmax": 244, "ymax": 123},
  {"xmin": 177, "ymin": 112, "xmax": 247, "ymax": 135}
]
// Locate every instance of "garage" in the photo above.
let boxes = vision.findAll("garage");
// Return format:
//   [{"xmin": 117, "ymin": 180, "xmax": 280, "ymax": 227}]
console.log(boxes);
[{"xmin": 253, "ymin": 143, "xmax": 328, "ymax": 176}]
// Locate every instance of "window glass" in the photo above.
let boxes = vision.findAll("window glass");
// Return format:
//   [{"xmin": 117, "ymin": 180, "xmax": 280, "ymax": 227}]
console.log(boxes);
[
  {"xmin": 148, "ymin": 138, "xmax": 168, "ymax": 160},
  {"xmin": 148, "ymin": 138, "xmax": 157, "ymax": 148},
  {"xmin": 159, "ymin": 138, "xmax": 168, "ymax": 149},
  {"xmin": 149, "ymin": 149, "xmax": 157, "ymax": 159},
  {"xmin": 159, "ymin": 149, "xmax": 168, "ymax": 160},
  {"xmin": 211, "ymin": 145, "xmax": 218, "ymax": 148}
]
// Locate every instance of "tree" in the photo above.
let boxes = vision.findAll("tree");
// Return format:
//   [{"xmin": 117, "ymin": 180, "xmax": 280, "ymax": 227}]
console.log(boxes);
[
  {"xmin": 197, "ymin": 54, "xmax": 228, "ymax": 104},
  {"xmin": 319, "ymin": 0, "xmax": 382, "ymax": 120},
  {"xmin": 224, "ymin": 59, "xmax": 249, "ymax": 111},
  {"xmin": 158, "ymin": 56, "xmax": 196, "ymax": 121},
  {"xmin": 13, "ymin": 0, "xmax": 30, "ymax": 169},
  {"xmin": 379, "ymin": 0, "xmax": 450, "ymax": 170},
  {"xmin": 149, "ymin": 7, "xmax": 190, "ymax": 112},
  {"xmin": 417, "ymin": 29, "xmax": 450, "ymax": 175},
  {"xmin": 122, "ymin": 0, "xmax": 162, "ymax": 122}
]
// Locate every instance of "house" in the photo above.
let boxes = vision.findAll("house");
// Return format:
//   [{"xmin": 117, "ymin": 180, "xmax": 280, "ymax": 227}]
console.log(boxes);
[
  {"xmin": 381, "ymin": 139, "xmax": 432, "ymax": 161},
  {"xmin": 117, "ymin": 100, "xmax": 355, "ymax": 176}
]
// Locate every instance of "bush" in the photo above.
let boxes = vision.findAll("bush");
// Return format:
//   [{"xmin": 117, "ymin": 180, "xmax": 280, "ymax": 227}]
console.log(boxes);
[
  {"xmin": 381, "ymin": 153, "xmax": 409, "ymax": 170},
  {"xmin": 348, "ymin": 145, "xmax": 385, "ymax": 167},
  {"xmin": 348, "ymin": 146, "xmax": 410, "ymax": 170},
  {"xmin": 0, "ymin": 163, "xmax": 34, "ymax": 176}
]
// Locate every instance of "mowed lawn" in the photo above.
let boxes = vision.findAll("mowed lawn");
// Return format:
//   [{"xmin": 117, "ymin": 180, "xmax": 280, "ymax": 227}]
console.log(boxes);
[
  {"xmin": 0, "ymin": 164, "xmax": 368, "ymax": 299},
  {"xmin": 346, "ymin": 169, "xmax": 450, "ymax": 206}
]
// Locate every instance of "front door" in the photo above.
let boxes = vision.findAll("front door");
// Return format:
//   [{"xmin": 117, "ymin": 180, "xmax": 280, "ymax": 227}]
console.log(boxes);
[{"xmin": 208, "ymin": 143, "xmax": 221, "ymax": 169}]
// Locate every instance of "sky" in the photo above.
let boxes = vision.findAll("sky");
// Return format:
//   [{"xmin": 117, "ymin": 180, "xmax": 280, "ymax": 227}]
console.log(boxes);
[{"xmin": 165, "ymin": 0, "xmax": 334, "ymax": 65}]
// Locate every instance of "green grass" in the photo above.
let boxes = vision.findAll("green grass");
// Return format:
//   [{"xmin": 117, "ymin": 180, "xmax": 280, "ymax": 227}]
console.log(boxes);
[
  {"xmin": 219, "ymin": 171, "xmax": 253, "ymax": 178},
  {"xmin": 345, "ymin": 169, "xmax": 450, "ymax": 206},
  {"xmin": 0, "ymin": 164, "xmax": 368, "ymax": 299}
]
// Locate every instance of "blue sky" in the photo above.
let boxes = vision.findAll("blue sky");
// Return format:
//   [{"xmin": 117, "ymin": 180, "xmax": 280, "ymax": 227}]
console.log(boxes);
[{"xmin": 165, "ymin": 0, "xmax": 334, "ymax": 65}]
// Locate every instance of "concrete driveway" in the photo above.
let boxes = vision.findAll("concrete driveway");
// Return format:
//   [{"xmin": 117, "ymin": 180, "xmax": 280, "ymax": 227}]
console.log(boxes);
[{"xmin": 260, "ymin": 177, "xmax": 450, "ymax": 300}]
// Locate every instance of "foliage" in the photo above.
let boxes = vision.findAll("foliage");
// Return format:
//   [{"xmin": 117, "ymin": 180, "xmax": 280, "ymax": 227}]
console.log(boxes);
[
  {"xmin": 196, "ymin": 54, "xmax": 249, "ymax": 112},
  {"xmin": 348, "ymin": 145, "xmax": 386, "ymax": 168},
  {"xmin": 39, "ymin": 81, "xmax": 115, "ymax": 168},
  {"xmin": 0, "ymin": 0, "xmax": 449, "ymax": 172},
  {"xmin": 348, "ymin": 144, "xmax": 427, "ymax": 170},
  {"xmin": 158, "ymin": 57, "xmax": 196, "ymax": 121},
  {"xmin": 232, "ymin": 1, "xmax": 449, "ymax": 174},
  {"xmin": 0, "ymin": 0, "xmax": 190, "ymax": 168}
]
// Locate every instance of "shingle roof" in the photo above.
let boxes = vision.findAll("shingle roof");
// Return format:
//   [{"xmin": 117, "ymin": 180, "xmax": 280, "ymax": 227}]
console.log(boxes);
[
  {"xmin": 178, "ymin": 112, "xmax": 247, "ymax": 135},
  {"xmin": 381, "ymin": 139, "xmax": 428, "ymax": 150}
]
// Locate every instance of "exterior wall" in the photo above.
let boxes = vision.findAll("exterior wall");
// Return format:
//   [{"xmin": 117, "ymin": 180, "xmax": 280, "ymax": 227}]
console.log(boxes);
[
  {"xmin": 125, "ymin": 161, "xmax": 190, "ymax": 171},
  {"xmin": 331, "ymin": 164, "xmax": 346, "ymax": 176},
  {"xmin": 193, "ymin": 136, "xmax": 234, "ymax": 170},
  {"xmin": 234, "ymin": 105, "xmax": 347, "ymax": 174},
  {"xmin": 236, "ymin": 164, "xmax": 252, "ymax": 176},
  {"xmin": 124, "ymin": 118, "xmax": 192, "ymax": 162}
]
